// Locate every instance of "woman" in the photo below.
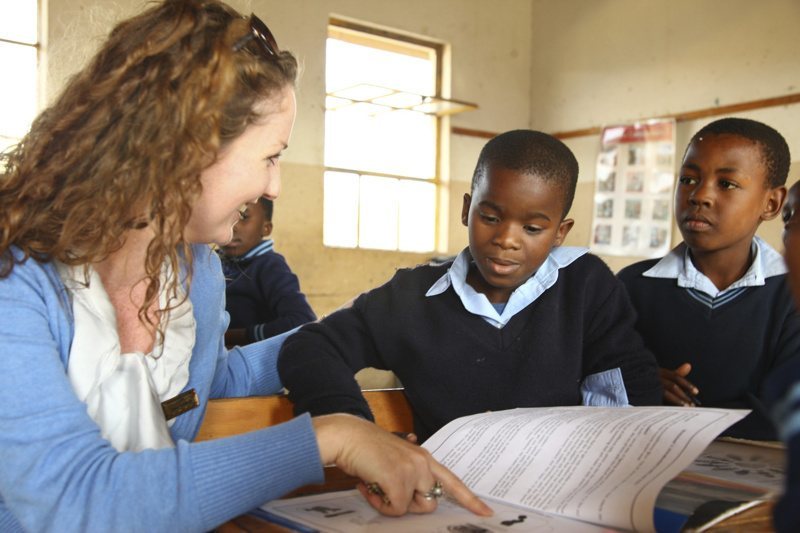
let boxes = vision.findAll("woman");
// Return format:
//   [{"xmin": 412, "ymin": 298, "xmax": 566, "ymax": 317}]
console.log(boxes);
[{"xmin": 0, "ymin": 1, "xmax": 490, "ymax": 530}]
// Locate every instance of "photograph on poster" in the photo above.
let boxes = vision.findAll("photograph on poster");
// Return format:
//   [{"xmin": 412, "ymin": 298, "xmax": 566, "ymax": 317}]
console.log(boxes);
[
  {"xmin": 652, "ymin": 199, "xmax": 670, "ymax": 221},
  {"xmin": 598, "ymin": 169, "xmax": 616, "ymax": 192},
  {"xmin": 597, "ymin": 198, "xmax": 614, "ymax": 218},
  {"xmin": 600, "ymin": 148, "xmax": 618, "ymax": 168},
  {"xmin": 623, "ymin": 226, "xmax": 640, "ymax": 247},
  {"xmin": 650, "ymin": 171, "xmax": 675, "ymax": 194},
  {"xmin": 650, "ymin": 227, "xmax": 668, "ymax": 248},
  {"xmin": 625, "ymin": 199, "xmax": 642, "ymax": 219},
  {"xmin": 625, "ymin": 171, "xmax": 645, "ymax": 193},
  {"xmin": 656, "ymin": 143, "xmax": 674, "ymax": 166},
  {"xmin": 594, "ymin": 224, "xmax": 612, "ymax": 245},
  {"xmin": 628, "ymin": 145, "xmax": 645, "ymax": 165}
]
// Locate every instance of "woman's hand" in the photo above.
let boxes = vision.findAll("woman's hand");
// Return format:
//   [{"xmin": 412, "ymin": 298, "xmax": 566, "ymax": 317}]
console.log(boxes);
[
  {"xmin": 660, "ymin": 363, "xmax": 700, "ymax": 406},
  {"xmin": 312, "ymin": 413, "xmax": 492, "ymax": 517}
]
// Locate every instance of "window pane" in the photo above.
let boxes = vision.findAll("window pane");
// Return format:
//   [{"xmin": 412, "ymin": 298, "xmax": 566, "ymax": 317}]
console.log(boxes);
[
  {"xmin": 0, "ymin": 136, "xmax": 19, "ymax": 155},
  {"xmin": 326, "ymin": 38, "xmax": 434, "ymax": 97},
  {"xmin": 0, "ymin": 42, "xmax": 37, "ymax": 139},
  {"xmin": 324, "ymin": 36, "xmax": 437, "ymax": 179},
  {"xmin": 325, "ymin": 107, "xmax": 436, "ymax": 179},
  {"xmin": 0, "ymin": 1, "xmax": 38, "ymax": 44},
  {"xmin": 323, "ymin": 171, "xmax": 360, "ymax": 248},
  {"xmin": 398, "ymin": 180, "xmax": 436, "ymax": 252},
  {"xmin": 323, "ymin": 26, "xmax": 439, "ymax": 253},
  {"xmin": 359, "ymin": 175, "xmax": 398, "ymax": 250}
]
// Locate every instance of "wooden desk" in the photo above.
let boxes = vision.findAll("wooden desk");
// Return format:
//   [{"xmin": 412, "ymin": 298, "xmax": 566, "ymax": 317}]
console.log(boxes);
[{"xmin": 198, "ymin": 389, "xmax": 414, "ymax": 496}]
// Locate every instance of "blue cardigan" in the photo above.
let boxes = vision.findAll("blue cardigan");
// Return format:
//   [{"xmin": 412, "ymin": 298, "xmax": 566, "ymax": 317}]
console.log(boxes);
[{"xmin": 0, "ymin": 245, "xmax": 323, "ymax": 532}]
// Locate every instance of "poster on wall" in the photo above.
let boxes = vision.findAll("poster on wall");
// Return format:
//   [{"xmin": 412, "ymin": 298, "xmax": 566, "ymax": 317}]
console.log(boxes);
[{"xmin": 590, "ymin": 118, "xmax": 676, "ymax": 258}]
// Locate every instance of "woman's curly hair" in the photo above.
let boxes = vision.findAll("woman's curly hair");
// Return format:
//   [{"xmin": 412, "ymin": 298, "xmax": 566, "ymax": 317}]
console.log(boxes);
[{"xmin": 0, "ymin": 0, "xmax": 297, "ymax": 329}]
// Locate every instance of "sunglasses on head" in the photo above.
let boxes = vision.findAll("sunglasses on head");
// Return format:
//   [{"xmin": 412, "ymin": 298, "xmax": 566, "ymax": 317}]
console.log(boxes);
[{"xmin": 232, "ymin": 13, "xmax": 280, "ymax": 59}]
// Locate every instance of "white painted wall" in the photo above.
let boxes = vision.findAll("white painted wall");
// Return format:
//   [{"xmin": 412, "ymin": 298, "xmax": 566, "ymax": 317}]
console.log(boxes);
[
  {"xmin": 529, "ymin": 0, "xmax": 800, "ymax": 133},
  {"xmin": 527, "ymin": 0, "xmax": 800, "ymax": 270}
]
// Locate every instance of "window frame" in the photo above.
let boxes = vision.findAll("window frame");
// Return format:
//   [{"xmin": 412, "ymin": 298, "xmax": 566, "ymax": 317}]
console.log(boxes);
[
  {"xmin": 324, "ymin": 17, "xmax": 446, "ymax": 253},
  {"xmin": 0, "ymin": 0, "xmax": 44, "ymax": 150}
]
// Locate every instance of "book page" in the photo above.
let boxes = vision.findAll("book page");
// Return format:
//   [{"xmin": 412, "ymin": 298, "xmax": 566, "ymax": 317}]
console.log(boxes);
[
  {"xmin": 422, "ymin": 406, "xmax": 748, "ymax": 532},
  {"xmin": 261, "ymin": 489, "xmax": 614, "ymax": 532}
]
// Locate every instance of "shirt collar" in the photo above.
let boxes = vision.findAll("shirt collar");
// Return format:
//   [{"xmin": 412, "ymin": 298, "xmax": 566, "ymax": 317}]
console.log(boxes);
[
  {"xmin": 642, "ymin": 236, "xmax": 786, "ymax": 297},
  {"xmin": 241, "ymin": 238, "xmax": 274, "ymax": 260},
  {"xmin": 426, "ymin": 246, "xmax": 588, "ymax": 328}
]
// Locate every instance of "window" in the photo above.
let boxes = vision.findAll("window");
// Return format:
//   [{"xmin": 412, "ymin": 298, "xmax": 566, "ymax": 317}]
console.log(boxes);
[
  {"xmin": 323, "ymin": 20, "xmax": 442, "ymax": 253},
  {"xmin": 0, "ymin": 1, "xmax": 40, "ymax": 154}
]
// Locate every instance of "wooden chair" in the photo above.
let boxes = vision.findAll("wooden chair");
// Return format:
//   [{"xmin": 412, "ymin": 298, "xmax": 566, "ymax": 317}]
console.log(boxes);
[{"xmin": 196, "ymin": 389, "xmax": 414, "ymax": 496}]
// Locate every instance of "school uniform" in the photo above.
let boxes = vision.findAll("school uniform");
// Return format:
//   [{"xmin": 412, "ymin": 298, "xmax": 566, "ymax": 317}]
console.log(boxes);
[
  {"xmin": 618, "ymin": 236, "xmax": 800, "ymax": 440},
  {"xmin": 765, "ymin": 356, "xmax": 800, "ymax": 532},
  {"xmin": 221, "ymin": 239, "xmax": 316, "ymax": 343},
  {"xmin": 278, "ymin": 247, "xmax": 662, "ymax": 442}
]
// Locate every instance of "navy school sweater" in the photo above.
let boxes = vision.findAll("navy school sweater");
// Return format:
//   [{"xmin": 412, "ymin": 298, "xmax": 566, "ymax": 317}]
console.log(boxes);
[
  {"xmin": 279, "ymin": 253, "xmax": 662, "ymax": 442},
  {"xmin": 619, "ymin": 259, "xmax": 800, "ymax": 440},
  {"xmin": 222, "ymin": 249, "xmax": 316, "ymax": 343}
]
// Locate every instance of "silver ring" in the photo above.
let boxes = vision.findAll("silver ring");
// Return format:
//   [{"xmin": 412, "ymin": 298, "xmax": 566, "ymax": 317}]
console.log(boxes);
[
  {"xmin": 366, "ymin": 482, "xmax": 390, "ymax": 505},
  {"xmin": 423, "ymin": 480, "xmax": 444, "ymax": 500}
]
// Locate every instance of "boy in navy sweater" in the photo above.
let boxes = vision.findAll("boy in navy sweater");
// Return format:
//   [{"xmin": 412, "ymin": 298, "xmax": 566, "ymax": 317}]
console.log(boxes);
[
  {"xmin": 618, "ymin": 118, "xmax": 800, "ymax": 440},
  {"xmin": 220, "ymin": 198, "xmax": 316, "ymax": 347},
  {"xmin": 279, "ymin": 130, "xmax": 661, "ymax": 442},
  {"xmin": 767, "ymin": 180, "xmax": 800, "ymax": 532}
]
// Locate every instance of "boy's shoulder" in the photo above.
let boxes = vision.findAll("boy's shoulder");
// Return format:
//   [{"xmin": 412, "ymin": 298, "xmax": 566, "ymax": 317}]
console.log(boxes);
[
  {"xmin": 390, "ymin": 261, "xmax": 451, "ymax": 287},
  {"xmin": 560, "ymin": 251, "xmax": 617, "ymax": 279},
  {"xmin": 617, "ymin": 258, "xmax": 661, "ymax": 282},
  {"xmin": 552, "ymin": 253, "xmax": 629, "ymax": 299},
  {"xmin": 353, "ymin": 262, "xmax": 450, "ymax": 311},
  {"xmin": 239, "ymin": 247, "xmax": 291, "ymax": 270}
]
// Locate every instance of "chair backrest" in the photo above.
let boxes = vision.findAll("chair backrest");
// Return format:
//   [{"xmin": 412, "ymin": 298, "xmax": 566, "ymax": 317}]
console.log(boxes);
[{"xmin": 196, "ymin": 388, "xmax": 413, "ymax": 441}]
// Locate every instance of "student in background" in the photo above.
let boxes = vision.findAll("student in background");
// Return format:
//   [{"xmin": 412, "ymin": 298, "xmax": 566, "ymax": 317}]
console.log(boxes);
[
  {"xmin": 767, "ymin": 179, "xmax": 800, "ymax": 532},
  {"xmin": 0, "ymin": 1, "xmax": 490, "ymax": 529},
  {"xmin": 220, "ymin": 198, "xmax": 316, "ymax": 347},
  {"xmin": 279, "ymin": 129, "xmax": 662, "ymax": 442},
  {"xmin": 618, "ymin": 117, "xmax": 800, "ymax": 441}
]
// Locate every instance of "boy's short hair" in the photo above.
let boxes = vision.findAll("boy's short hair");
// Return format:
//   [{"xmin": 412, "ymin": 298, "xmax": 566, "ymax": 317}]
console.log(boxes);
[
  {"xmin": 688, "ymin": 117, "xmax": 791, "ymax": 188},
  {"xmin": 471, "ymin": 129, "xmax": 579, "ymax": 217},
  {"xmin": 257, "ymin": 197, "xmax": 274, "ymax": 221}
]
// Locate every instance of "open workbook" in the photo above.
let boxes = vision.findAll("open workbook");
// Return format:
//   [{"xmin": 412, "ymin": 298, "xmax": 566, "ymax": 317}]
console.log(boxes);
[{"xmin": 259, "ymin": 406, "xmax": 773, "ymax": 532}]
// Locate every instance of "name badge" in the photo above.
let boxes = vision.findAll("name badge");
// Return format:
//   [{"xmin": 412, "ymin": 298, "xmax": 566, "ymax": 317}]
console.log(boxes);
[{"xmin": 161, "ymin": 389, "xmax": 199, "ymax": 420}]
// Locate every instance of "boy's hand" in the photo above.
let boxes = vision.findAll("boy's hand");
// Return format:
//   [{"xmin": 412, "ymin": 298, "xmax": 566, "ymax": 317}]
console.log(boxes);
[
  {"xmin": 224, "ymin": 328, "xmax": 247, "ymax": 349},
  {"xmin": 660, "ymin": 363, "xmax": 700, "ymax": 406},
  {"xmin": 394, "ymin": 431, "xmax": 418, "ymax": 444}
]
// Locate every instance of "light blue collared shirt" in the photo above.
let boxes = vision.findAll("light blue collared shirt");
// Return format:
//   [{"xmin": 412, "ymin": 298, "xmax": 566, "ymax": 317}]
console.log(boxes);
[
  {"xmin": 642, "ymin": 236, "xmax": 786, "ymax": 298},
  {"xmin": 426, "ymin": 246, "xmax": 588, "ymax": 328},
  {"xmin": 239, "ymin": 238, "xmax": 274, "ymax": 260},
  {"xmin": 424, "ymin": 246, "xmax": 629, "ymax": 406}
]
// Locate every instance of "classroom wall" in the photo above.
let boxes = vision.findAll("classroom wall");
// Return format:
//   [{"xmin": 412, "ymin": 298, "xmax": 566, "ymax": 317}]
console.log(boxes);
[
  {"xmin": 43, "ymin": 0, "xmax": 800, "ymax": 308},
  {"xmin": 526, "ymin": 0, "xmax": 800, "ymax": 271}
]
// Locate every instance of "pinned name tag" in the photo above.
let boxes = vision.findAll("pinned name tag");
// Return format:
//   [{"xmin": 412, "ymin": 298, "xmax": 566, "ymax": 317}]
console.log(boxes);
[{"xmin": 161, "ymin": 389, "xmax": 199, "ymax": 420}]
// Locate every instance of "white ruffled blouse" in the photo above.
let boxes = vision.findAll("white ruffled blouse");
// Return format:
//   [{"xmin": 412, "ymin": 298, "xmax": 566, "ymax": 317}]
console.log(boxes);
[{"xmin": 57, "ymin": 263, "xmax": 195, "ymax": 452}]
